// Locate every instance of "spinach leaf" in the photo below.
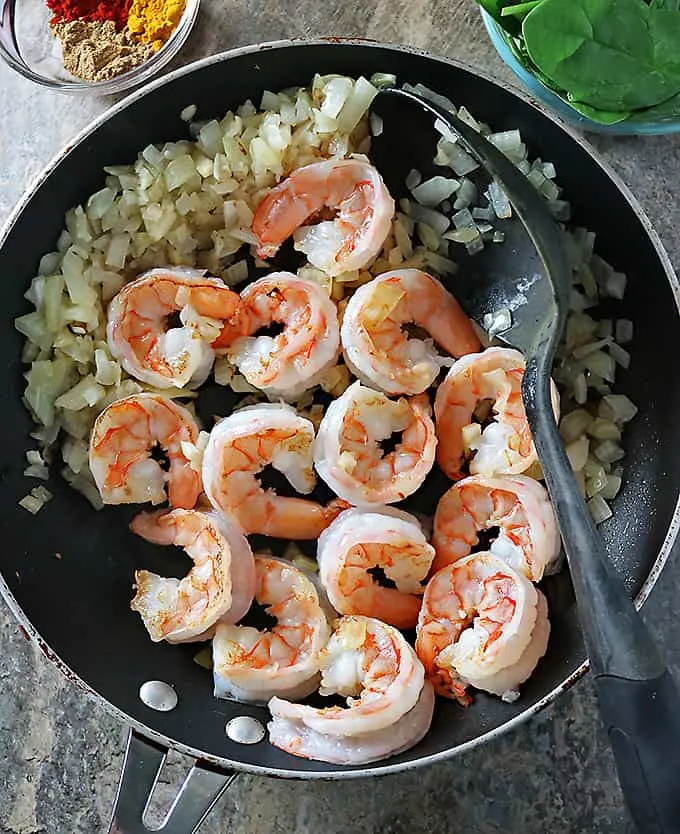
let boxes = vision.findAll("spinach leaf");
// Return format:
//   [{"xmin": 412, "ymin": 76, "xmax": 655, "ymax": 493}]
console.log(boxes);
[
  {"xmin": 500, "ymin": 0, "xmax": 544, "ymax": 18},
  {"xmin": 567, "ymin": 100, "xmax": 633, "ymax": 124},
  {"xmin": 627, "ymin": 90, "xmax": 680, "ymax": 120},
  {"xmin": 475, "ymin": 0, "xmax": 523, "ymax": 35},
  {"xmin": 649, "ymin": 0, "xmax": 680, "ymax": 10},
  {"xmin": 522, "ymin": 0, "xmax": 680, "ymax": 111}
]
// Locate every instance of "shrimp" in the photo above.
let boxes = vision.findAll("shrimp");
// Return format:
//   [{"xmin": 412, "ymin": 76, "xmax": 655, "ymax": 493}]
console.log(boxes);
[
  {"xmin": 212, "ymin": 556, "xmax": 330, "ymax": 702},
  {"xmin": 129, "ymin": 509, "xmax": 256, "ymax": 643},
  {"xmin": 202, "ymin": 403, "xmax": 347, "ymax": 539},
  {"xmin": 434, "ymin": 347, "xmax": 559, "ymax": 480},
  {"xmin": 212, "ymin": 273, "xmax": 340, "ymax": 400},
  {"xmin": 431, "ymin": 475, "xmax": 561, "ymax": 581},
  {"xmin": 415, "ymin": 553, "xmax": 550, "ymax": 703},
  {"xmin": 318, "ymin": 508, "xmax": 435, "ymax": 629},
  {"xmin": 340, "ymin": 269, "xmax": 481, "ymax": 395},
  {"xmin": 268, "ymin": 616, "xmax": 434, "ymax": 765},
  {"xmin": 314, "ymin": 381, "xmax": 437, "ymax": 506},
  {"xmin": 107, "ymin": 268, "xmax": 241, "ymax": 388},
  {"xmin": 252, "ymin": 158, "xmax": 395, "ymax": 276},
  {"xmin": 89, "ymin": 393, "xmax": 201, "ymax": 508}
]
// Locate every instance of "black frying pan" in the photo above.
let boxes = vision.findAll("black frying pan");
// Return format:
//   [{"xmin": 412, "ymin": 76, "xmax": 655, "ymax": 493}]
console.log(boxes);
[{"xmin": 1, "ymin": 40, "xmax": 679, "ymax": 833}]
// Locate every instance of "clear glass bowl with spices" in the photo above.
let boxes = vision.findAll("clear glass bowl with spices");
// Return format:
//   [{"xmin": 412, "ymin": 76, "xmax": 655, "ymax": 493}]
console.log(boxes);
[{"xmin": 0, "ymin": 0, "xmax": 199, "ymax": 93}]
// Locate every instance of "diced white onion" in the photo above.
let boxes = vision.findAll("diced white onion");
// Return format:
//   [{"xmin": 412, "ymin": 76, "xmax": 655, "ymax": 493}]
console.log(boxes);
[
  {"xmin": 566, "ymin": 435, "xmax": 589, "ymax": 472},
  {"xmin": 588, "ymin": 494, "xmax": 613, "ymax": 524}
]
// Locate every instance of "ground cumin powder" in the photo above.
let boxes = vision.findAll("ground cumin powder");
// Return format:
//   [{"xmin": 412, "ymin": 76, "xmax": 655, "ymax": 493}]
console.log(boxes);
[{"xmin": 52, "ymin": 19, "xmax": 154, "ymax": 81}]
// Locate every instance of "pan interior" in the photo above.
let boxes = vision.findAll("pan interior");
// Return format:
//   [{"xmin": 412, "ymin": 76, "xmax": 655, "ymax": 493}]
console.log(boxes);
[{"xmin": 1, "ymin": 42, "xmax": 678, "ymax": 777}]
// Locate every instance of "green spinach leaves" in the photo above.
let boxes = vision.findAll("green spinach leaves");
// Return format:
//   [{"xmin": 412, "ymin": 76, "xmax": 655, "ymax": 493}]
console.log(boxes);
[{"xmin": 479, "ymin": 0, "xmax": 680, "ymax": 125}]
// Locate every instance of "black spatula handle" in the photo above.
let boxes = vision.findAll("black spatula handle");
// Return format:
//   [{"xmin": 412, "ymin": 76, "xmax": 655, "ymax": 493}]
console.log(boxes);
[
  {"xmin": 377, "ymin": 86, "xmax": 680, "ymax": 833},
  {"xmin": 526, "ymin": 358, "xmax": 680, "ymax": 834},
  {"xmin": 596, "ymin": 671, "xmax": 680, "ymax": 834}
]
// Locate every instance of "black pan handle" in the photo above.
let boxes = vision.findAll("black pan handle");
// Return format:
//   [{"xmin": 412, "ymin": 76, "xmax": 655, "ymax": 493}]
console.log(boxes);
[{"xmin": 108, "ymin": 730, "xmax": 237, "ymax": 834}]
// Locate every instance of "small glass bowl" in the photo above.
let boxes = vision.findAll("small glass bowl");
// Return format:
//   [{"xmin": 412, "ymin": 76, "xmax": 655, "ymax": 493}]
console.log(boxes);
[
  {"xmin": 481, "ymin": 9, "xmax": 680, "ymax": 136},
  {"xmin": 0, "ymin": 0, "xmax": 199, "ymax": 94}
]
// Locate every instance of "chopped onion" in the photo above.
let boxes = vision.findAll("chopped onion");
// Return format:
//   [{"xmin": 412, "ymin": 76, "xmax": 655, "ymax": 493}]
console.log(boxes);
[
  {"xmin": 605, "ymin": 271, "xmax": 627, "ymax": 300},
  {"xmin": 320, "ymin": 77, "xmax": 353, "ymax": 118},
  {"xmin": 437, "ymin": 138, "xmax": 480, "ymax": 176},
  {"xmin": 559, "ymin": 409, "xmax": 593, "ymax": 444},
  {"xmin": 336, "ymin": 76, "xmax": 378, "ymax": 134},
  {"xmin": 583, "ymin": 350, "xmax": 615, "ymax": 383},
  {"xmin": 411, "ymin": 176, "xmax": 460, "ymax": 208},
  {"xmin": 615, "ymin": 319, "xmax": 633, "ymax": 344},
  {"xmin": 593, "ymin": 439, "xmax": 625, "ymax": 464},
  {"xmin": 600, "ymin": 394, "xmax": 638, "ymax": 424},
  {"xmin": 608, "ymin": 341, "xmax": 630, "ymax": 370},
  {"xmin": 405, "ymin": 169, "xmax": 422, "ymax": 190},
  {"xmin": 588, "ymin": 494, "xmax": 612, "ymax": 524},
  {"xmin": 370, "ymin": 72, "xmax": 397, "ymax": 89},
  {"xmin": 369, "ymin": 112, "xmax": 384, "ymax": 137},
  {"xmin": 600, "ymin": 474, "xmax": 623, "ymax": 501},
  {"xmin": 416, "ymin": 223, "xmax": 441, "ymax": 252},
  {"xmin": 566, "ymin": 435, "xmax": 589, "ymax": 472},
  {"xmin": 407, "ymin": 202, "xmax": 450, "ymax": 235},
  {"xmin": 487, "ymin": 182, "xmax": 512, "ymax": 219},
  {"xmin": 55, "ymin": 375, "xmax": 105, "ymax": 411},
  {"xmin": 573, "ymin": 373, "xmax": 588, "ymax": 405},
  {"xmin": 446, "ymin": 227, "xmax": 480, "ymax": 244},
  {"xmin": 19, "ymin": 494, "xmax": 45, "ymax": 514},
  {"xmin": 587, "ymin": 418, "xmax": 621, "ymax": 441},
  {"xmin": 180, "ymin": 104, "xmax": 197, "ymax": 122},
  {"xmin": 572, "ymin": 338, "xmax": 612, "ymax": 360},
  {"xmin": 482, "ymin": 308, "xmax": 512, "ymax": 338},
  {"xmin": 423, "ymin": 251, "xmax": 457, "ymax": 275}
]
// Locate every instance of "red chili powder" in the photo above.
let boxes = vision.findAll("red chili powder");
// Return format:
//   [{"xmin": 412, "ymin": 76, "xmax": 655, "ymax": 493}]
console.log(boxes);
[{"xmin": 47, "ymin": 0, "xmax": 132, "ymax": 29}]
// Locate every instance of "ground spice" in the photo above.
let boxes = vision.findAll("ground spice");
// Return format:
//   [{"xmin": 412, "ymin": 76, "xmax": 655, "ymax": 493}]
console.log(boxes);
[
  {"xmin": 52, "ymin": 19, "xmax": 154, "ymax": 81},
  {"xmin": 127, "ymin": 0, "xmax": 187, "ymax": 51},
  {"xmin": 47, "ymin": 0, "xmax": 131, "ymax": 29}
]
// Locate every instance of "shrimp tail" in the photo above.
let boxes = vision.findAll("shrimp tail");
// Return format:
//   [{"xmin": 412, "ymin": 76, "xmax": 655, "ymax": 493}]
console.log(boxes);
[{"xmin": 211, "ymin": 306, "xmax": 251, "ymax": 350}]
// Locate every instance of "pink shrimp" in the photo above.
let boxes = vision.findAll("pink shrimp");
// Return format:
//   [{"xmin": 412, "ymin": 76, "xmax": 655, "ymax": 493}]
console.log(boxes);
[
  {"xmin": 341, "ymin": 270, "xmax": 481, "ymax": 395},
  {"xmin": 107, "ymin": 268, "xmax": 241, "ymax": 388},
  {"xmin": 202, "ymin": 403, "xmax": 348, "ymax": 539},
  {"xmin": 252, "ymin": 158, "xmax": 394, "ymax": 276},
  {"xmin": 431, "ymin": 474, "xmax": 561, "ymax": 580},
  {"xmin": 434, "ymin": 347, "xmax": 559, "ymax": 480},
  {"xmin": 416, "ymin": 553, "xmax": 550, "ymax": 704},
  {"xmin": 89, "ymin": 393, "xmax": 201, "ymax": 508}
]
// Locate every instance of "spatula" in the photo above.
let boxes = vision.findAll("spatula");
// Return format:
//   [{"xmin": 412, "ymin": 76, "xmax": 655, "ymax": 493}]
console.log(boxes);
[{"xmin": 374, "ymin": 86, "xmax": 680, "ymax": 834}]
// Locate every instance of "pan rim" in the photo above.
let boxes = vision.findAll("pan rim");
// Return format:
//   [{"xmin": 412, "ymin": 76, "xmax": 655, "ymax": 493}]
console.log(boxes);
[{"xmin": 2, "ymin": 36, "xmax": 679, "ymax": 780}]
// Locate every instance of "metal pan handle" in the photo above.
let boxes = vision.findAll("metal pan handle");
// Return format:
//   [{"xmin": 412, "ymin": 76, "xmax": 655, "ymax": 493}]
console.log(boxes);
[{"xmin": 108, "ymin": 730, "xmax": 238, "ymax": 834}]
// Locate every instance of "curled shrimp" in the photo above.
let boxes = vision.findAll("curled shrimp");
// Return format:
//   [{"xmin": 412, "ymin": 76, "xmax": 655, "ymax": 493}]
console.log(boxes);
[
  {"xmin": 434, "ymin": 347, "xmax": 559, "ymax": 480},
  {"xmin": 252, "ymin": 158, "xmax": 395, "ymax": 276},
  {"xmin": 415, "ymin": 553, "xmax": 550, "ymax": 703},
  {"xmin": 212, "ymin": 273, "xmax": 340, "ymax": 399},
  {"xmin": 212, "ymin": 556, "xmax": 330, "ymax": 702},
  {"xmin": 318, "ymin": 508, "xmax": 435, "ymax": 629},
  {"xmin": 314, "ymin": 381, "xmax": 437, "ymax": 506},
  {"xmin": 268, "ymin": 615, "xmax": 435, "ymax": 765},
  {"xmin": 202, "ymin": 403, "xmax": 347, "ymax": 539},
  {"xmin": 129, "ymin": 509, "xmax": 256, "ymax": 643},
  {"xmin": 89, "ymin": 393, "xmax": 201, "ymax": 508},
  {"xmin": 431, "ymin": 475, "xmax": 561, "ymax": 581},
  {"xmin": 107, "ymin": 268, "xmax": 240, "ymax": 388},
  {"xmin": 341, "ymin": 269, "xmax": 481, "ymax": 395}
]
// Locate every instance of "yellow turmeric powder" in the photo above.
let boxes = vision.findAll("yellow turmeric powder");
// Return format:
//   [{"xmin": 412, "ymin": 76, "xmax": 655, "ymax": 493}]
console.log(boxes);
[{"xmin": 127, "ymin": 0, "xmax": 187, "ymax": 51}]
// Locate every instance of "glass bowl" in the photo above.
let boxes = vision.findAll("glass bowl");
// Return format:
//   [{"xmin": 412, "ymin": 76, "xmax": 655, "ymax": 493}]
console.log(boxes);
[
  {"xmin": 0, "ymin": 0, "xmax": 199, "ymax": 94},
  {"xmin": 481, "ymin": 9, "xmax": 680, "ymax": 136}
]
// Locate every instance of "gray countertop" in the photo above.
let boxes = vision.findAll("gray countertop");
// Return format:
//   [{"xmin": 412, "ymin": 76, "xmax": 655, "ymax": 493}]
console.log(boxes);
[{"xmin": 2, "ymin": 2, "xmax": 680, "ymax": 832}]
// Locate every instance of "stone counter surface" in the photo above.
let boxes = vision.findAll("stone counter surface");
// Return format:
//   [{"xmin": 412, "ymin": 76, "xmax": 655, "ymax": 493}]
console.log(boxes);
[{"xmin": 1, "ymin": 2, "xmax": 679, "ymax": 832}]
